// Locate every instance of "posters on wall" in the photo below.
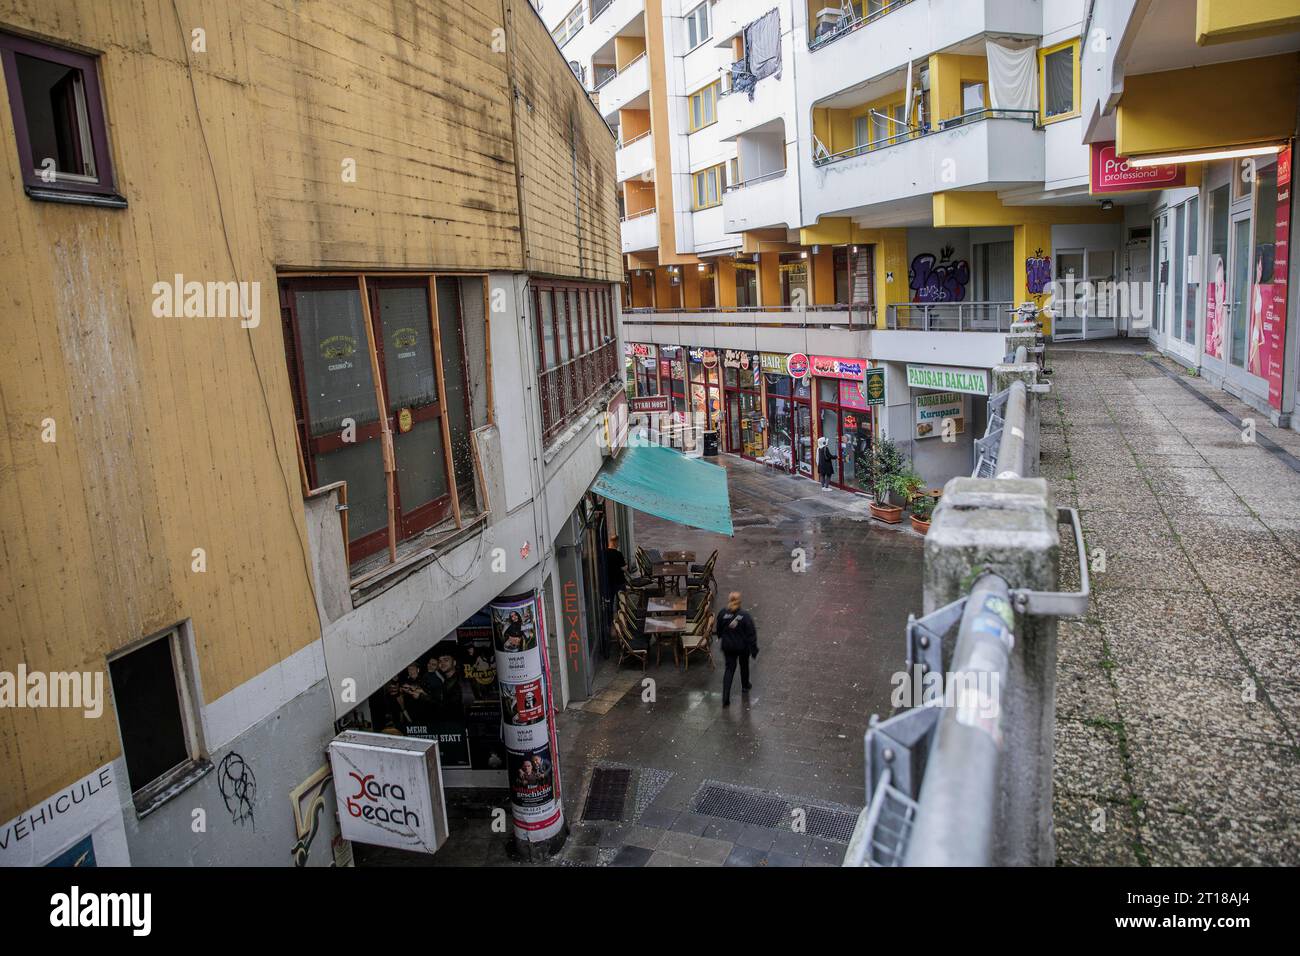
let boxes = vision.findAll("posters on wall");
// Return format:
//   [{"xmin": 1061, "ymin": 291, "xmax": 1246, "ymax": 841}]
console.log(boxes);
[
  {"xmin": 1263, "ymin": 145, "xmax": 1292, "ymax": 410},
  {"xmin": 367, "ymin": 612, "xmax": 507, "ymax": 772},
  {"xmin": 1, "ymin": 764, "xmax": 130, "ymax": 867},
  {"xmin": 914, "ymin": 391, "xmax": 967, "ymax": 439},
  {"xmin": 1205, "ymin": 252, "xmax": 1225, "ymax": 360},
  {"xmin": 490, "ymin": 594, "xmax": 564, "ymax": 843},
  {"xmin": 860, "ymin": 367, "xmax": 886, "ymax": 406}
]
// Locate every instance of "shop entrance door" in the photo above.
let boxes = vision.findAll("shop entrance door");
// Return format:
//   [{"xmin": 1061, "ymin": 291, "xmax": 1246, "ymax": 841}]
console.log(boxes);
[{"xmin": 1054, "ymin": 250, "xmax": 1085, "ymax": 341}]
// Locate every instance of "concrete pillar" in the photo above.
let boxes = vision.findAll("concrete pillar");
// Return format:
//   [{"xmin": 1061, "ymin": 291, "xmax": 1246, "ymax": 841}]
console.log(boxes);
[
  {"xmin": 716, "ymin": 257, "xmax": 738, "ymax": 308},
  {"xmin": 1014, "ymin": 224, "xmax": 1053, "ymax": 334},
  {"xmin": 681, "ymin": 264, "xmax": 702, "ymax": 310},
  {"xmin": 991, "ymin": 357, "xmax": 1042, "ymax": 479},
  {"xmin": 924, "ymin": 477, "xmax": 1060, "ymax": 865},
  {"xmin": 758, "ymin": 252, "xmax": 782, "ymax": 307},
  {"xmin": 811, "ymin": 246, "xmax": 836, "ymax": 304},
  {"xmin": 490, "ymin": 592, "xmax": 567, "ymax": 859}
]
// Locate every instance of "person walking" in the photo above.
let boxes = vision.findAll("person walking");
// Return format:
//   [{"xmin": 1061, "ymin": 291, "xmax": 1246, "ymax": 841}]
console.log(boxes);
[
  {"xmin": 817, "ymin": 436, "xmax": 835, "ymax": 490},
  {"xmin": 716, "ymin": 591, "xmax": 758, "ymax": 707}
]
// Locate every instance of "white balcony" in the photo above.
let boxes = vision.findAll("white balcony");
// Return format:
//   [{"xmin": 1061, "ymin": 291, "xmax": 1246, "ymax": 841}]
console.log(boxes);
[
  {"xmin": 599, "ymin": 53, "xmax": 649, "ymax": 120},
  {"xmin": 802, "ymin": 113, "xmax": 1044, "ymax": 223},
  {"xmin": 799, "ymin": 0, "xmax": 1044, "ymax": 105},
  {"xmin": 723, "ymin": 168, "xmax": 797, "ymax": 233},
  {"xmin": 616, "ymin": 131, "xmax": 655, "ymax": 183},
  {"xmin": 620, "ymin": 208, "xmax": 658, "ymax": 253},
  {"xmin": 717, "ymin": 73, "xmax": 785, "ymax": 143},
  {"xmin": 710, "ymin": 0, "xmax": 753, "ymax": 48}
]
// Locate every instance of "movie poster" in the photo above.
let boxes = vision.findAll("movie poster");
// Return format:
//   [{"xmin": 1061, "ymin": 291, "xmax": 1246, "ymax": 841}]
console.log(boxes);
[{"xmin": 491, "ymin": 593, "xmax": 564, "ymax": 842}]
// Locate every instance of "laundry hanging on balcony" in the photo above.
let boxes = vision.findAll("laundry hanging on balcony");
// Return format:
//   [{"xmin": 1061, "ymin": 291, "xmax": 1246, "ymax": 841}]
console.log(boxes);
[
  {"xmin": 734, "ymin": 8, "xmax": 782, "ymax": 101},
  {"xmin": 986, "ymin": 40, "xmax": 1038, "ymax": 114}
]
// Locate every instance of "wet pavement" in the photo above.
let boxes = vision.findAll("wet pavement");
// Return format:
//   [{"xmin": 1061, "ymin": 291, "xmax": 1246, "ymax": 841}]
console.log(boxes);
[
  {"xmin": 1046, "ymin": 343, "xmax": 1300, "ymax": 866},
  {"xmin": 550, "ymin": 457, "xmax": 925, "ymax": 866}
]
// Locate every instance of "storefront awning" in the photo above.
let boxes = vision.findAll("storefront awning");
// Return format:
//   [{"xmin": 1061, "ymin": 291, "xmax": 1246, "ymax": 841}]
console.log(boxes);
[{"xmin": 592, "ymin": 445, "xmax": 734, "ymax": 536}]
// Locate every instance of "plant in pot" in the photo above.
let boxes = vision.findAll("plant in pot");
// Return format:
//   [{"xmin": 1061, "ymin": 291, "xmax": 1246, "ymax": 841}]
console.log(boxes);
[
  {"xmin": 909, "ymin": 494, "xmax": 935, "ymax": 535},
  {"xmin": 868, "ymin": 438, "xmax": 920, "ymax": 524}
]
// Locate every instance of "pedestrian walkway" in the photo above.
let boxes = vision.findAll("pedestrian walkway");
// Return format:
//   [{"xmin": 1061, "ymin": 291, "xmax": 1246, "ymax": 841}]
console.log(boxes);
[
  {"xmin": 551, "ymin": 457, "xmax": 924, "ymax": 866},
  {"xmin": 1046, "ymin": 344, "xmax": 1300, "ymax": 865}
]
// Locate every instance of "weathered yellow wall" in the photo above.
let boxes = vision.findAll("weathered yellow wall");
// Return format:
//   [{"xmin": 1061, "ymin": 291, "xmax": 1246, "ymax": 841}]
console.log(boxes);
[
  {"xmin": 1197, "ymin": 0, "xmax": 1300, "ymax": 45},
  {"xmin": 0, "ymin": 0, "xmax": 620, "ymax": 821}
]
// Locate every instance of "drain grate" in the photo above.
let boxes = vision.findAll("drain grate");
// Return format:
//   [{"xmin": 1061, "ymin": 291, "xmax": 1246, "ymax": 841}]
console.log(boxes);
[
  {"xmin": 582, "ymin": 767, "xmax": 631, "ymax": 822},
  {"xmin": 692, "ymin": 784, "xmax": 787, "ymax": 828},
  {"xmin": 804, "ymin": 804, "xmax": 859, "ymax": 843}
]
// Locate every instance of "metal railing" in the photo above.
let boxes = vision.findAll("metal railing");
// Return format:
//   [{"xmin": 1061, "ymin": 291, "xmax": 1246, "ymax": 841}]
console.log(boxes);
[
  {"xmin": 887, "ymin": 301, "xmax": 1015, "ymax": 332},
  {"xmin": 813, "ymin": 109, "xmax": 1039, "ymax": 168},
  {"xmin": 619, "ymin": 206, "xmax": 656, "ymax": 222},
  {"xmin": 722, "ymin": 168, "xmax": 786, "ymax": 192},
  {"xmin": 621, "ymin": 304, "xmax": 874, "ymax": 330},
  {"xmin": 808, "ymin": 0, "xmax": 917, "ymax": 52},
  {"xmin": 845, "ymin": 335, "xmax": 1088, "ymax": 866},
  {"xmin": 617, "ymin": 128, "xmax": 651, "ymax": 149},
  {"xmin": 539, "ymin": 339, "xmax": 620, "ymax": 445}
]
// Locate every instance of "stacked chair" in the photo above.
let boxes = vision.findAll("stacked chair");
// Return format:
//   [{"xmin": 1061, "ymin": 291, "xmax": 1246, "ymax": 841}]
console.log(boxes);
[
  {"xmin": 613, "ymin": 591, "xmax": 649, "ymax": 671},
  {"xmin": 686, "ymin": 549, "xmax": 718, "ymax": 592}
]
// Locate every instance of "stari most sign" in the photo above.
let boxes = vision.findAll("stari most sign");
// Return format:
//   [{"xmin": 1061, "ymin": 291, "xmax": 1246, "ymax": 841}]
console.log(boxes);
[
  {"xmin": 906, "ymin": 364, "xmax": 989, "ymax": 396},
  {"xmin": 328, "ymin": 731, "xmax": 449, "ymax": 854}
]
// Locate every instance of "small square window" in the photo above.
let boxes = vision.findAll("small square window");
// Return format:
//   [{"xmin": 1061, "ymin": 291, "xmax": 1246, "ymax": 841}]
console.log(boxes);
[
  {"xmin": 108, "ymin": 625, "xmax": 208, "ymax": 813},
  {"xmin": 0, "ymin": 31, "xmax": 123, "ymax": 205}
]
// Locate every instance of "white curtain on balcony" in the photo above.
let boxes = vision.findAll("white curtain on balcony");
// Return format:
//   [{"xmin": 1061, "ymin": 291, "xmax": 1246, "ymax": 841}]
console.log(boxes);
[{"xmin": 985, "ymin": 40, "xmax": 1037, "ymax": 113}]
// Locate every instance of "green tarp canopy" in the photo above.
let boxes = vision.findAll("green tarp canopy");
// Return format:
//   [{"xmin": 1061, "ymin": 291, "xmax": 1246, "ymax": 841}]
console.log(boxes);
[{"xmin": 591, "ymin": 445, "xmax": 734, "ymax": 536}]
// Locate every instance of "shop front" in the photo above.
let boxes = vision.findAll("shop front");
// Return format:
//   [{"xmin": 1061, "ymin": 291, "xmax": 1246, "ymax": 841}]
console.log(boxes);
[
  {"xmin": 902, "ymin": 362, "xmax": 988, "ymax": 483},
  {"xmin": 687, "ymin": 348, "xmax": 724, "ymax": 436},
  {"xmin": 722, "ymin": 349, "xmax": 764, "ymax": 458},
  {"xmin": 762, "ymin": 351, "xmax": 814, "ymax": 476},
  {"xmin": 811, "ymin": 355, "xmax": 875, "ymax": 492}
]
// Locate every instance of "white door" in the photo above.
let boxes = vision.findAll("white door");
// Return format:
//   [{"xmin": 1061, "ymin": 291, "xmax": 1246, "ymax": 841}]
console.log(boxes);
[
  {"xmin": 1125, "ymin": 237, "xmax": 1150, "ymax": 337},
  {"xmin": 1053, "ymin": 249, "xmax": 1085, "ymax": 340}
]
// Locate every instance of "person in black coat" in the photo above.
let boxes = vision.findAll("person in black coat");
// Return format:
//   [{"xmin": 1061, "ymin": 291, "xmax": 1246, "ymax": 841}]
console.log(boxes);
[
  {"xmin": 817, "ymin": 436, "xmax": 835, "ymax": 490},
  {"xmin": 715, "ymin": 591, "xmax": 758, "ymax": 707}
]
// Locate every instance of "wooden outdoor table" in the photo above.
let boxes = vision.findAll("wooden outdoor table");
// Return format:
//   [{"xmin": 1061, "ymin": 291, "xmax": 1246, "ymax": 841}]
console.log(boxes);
[
  {"xmin": 659, "ymin": 550, "xmax": 696, "ymax": 563},
  {"xmin": 642, "ymin": 615, "xmax": 687, "ymax": 667},
  {"xmin": 651, "ymin": 562, "xmax": 691, "ymax": 593},
  {"xmin": 646, "ymin": 596, "xmax": 687, "ymax": 615}
]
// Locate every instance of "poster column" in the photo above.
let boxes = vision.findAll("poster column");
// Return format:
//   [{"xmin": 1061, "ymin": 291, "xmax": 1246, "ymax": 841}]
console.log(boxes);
[{"xmin": 490, "ymin": 592, "xmax": 566, "ymax": 853}]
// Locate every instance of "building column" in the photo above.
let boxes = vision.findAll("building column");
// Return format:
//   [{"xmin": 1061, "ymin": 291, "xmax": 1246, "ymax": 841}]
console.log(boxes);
[
  {"xmin": 1014, "ymin": 223, "xmax": 1053, "ymax": 335},
  {"xmin": 811, "ymin": 246, "xmax": 836, "ymax": 304},
  {"xmin": 716, "ymin": 257, "xmax": 738, "ymax": 308},
  {"xmin": 759, "ymin": 252, "xmax": 782, "ymax": 307},
  {"xmin": 490, "ymin": 592, "xmax": 567, "ymax": 858},
  {"xmin": 872, "ymin": 230, "xmax": 909, "ymax": 328},
  {"xmin": 681, "ymin": 264, "xmax": 702, "ymax": 310},
  {"xmin": 654, "ymin": 267, "xmax": 676, "ymax": 310}
]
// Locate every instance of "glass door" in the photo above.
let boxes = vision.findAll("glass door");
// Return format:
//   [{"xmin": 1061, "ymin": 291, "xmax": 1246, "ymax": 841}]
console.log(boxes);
[
  {"xmin": 1054, "ymin": 250, "xmax": 1085, "ymax": 340},
  {"xmin": 1085, "ymin": 249, "xmax": 1117, "ymax": 338},
  {"xmin": 1228, "ymin": 213, "xmax": 1252, "ymax": 368}
]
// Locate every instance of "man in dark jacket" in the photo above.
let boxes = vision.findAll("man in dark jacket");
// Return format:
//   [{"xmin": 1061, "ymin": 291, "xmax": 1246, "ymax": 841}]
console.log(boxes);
[{"xmin": 716, "ymin": 591, "xmax": 758, "ymax": 707}]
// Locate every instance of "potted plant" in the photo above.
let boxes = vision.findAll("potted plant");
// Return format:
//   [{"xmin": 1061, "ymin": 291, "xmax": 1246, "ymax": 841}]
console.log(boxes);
[
  {"xmin": 910, "ymin": 494, "xmax": 935, "ymax": 535},
  {"xmin": 867, "ymin": 438, "xmax": 921, "ymax": 524}
]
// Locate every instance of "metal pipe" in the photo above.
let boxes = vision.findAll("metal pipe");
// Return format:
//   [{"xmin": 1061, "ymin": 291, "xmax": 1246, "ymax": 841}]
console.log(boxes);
[
  {"xmin": 904, "ymin": 573, "xmax": 1015, "ymax": 866},
  {"xmin": 995, "ymin": 380, "xmax": 1027, "ymax": 478}
]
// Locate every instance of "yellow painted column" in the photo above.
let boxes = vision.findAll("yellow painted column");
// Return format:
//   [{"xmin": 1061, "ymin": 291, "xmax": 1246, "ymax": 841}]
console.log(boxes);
[
  {"xmin": 630, "ymin": 272, "xmax": 654, "ymax": 308},
  {"xmin": 873, "ymin": 230, "xmax": 910, "ymax": 328},
  {"xmin": 928, "ymin": 54, "xmax": 959, "ymax": 128},
  {"xmin": 654, "ymin": 267, "xmax": 676, "ymax": 310},
  {"xmin": 811, "ymin": 247, "xmax": 836, "ymax": 304},
  {"xmin": 1014, "ymin": 223, "xmax": 1053, "ymax": 335},
  {"xmin": 716, "ymin": 258, "xmax": 738, "ymax": 308},
  {"xmin": 681, "ymin": 265, "xmax": 702, "ymax": 310},
  {"xmin": 758, "ymin": 253, "xmax": 782, "ymax": 308}
]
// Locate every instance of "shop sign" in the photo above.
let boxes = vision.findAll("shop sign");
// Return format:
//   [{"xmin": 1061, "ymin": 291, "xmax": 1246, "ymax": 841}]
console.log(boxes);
[
  {"xmin": 723, "ymin": 349, "xmax": 756, "ymax": 369},
  {"xmin": 810, "ymin": 355, "xmax": 866, "ymax": 381},
  {"xmin": 906, "ymin": 363, "xmax": 988, "ymax": 395},
  {"xmin": 629, "ymin": 343, "xmax": 653, "ymax": 358},
  {"xmin": 759, "ymin": 352, "xmax": 787, "ymax": 373},
  {"xmin": 603, "ymin": 390, "xmax": 627, "ymax": 457},
  {"xmin": 1263, "ymin": 144, "xmax": 1291, "ymax": 411},
  {"xmin": 0, "ymin": 764, "xmax": 130, "ymax": 866},
  {"xmin": 1090, "ymin": 141, "xmax": 1185, "ymax": 194},
  {"xmin": 914, "ymin": 391, "xmax": 967, "ymax": 440},
  {"xmin": 786, "ymin": 352, "xmax": 811, "ymax": 379},
  {"xmin": 328, "ymin": 731, "xmax": 450, "ymax": 854},
  {"xmin": 861, "ymin": 367, "xmax": 886, "ymax": 406},
  {"xmin": 630, "ymin": 395, "xmax": 671, "ymax": 414},
  {"xmin": 702, "ymin": 349, "xmax": 718, "ymax": 369}
]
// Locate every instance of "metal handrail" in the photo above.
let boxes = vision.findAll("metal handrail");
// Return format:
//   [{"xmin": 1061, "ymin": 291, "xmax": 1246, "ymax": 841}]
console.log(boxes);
[
  {"xmin": 887, "ymin": 302, "xmax": 1016, "ymax": 332},
  {"xmin": 619, "ymin": 207, "xmax": 656, "ymax": 222},
  {"xmin": 723, "ymin": 168, "xmax": 786, "ymax": 192},
  {"xmin": 618, "ymin": 128, "xmax": 651, "ymax": 148},
  {"xmin": 813, "ymin": 109, "xmax": 1039, "ymax": 168},
  {"xmin": 808, "ymin": 0, "xmax": 917, "ymax": 52}
]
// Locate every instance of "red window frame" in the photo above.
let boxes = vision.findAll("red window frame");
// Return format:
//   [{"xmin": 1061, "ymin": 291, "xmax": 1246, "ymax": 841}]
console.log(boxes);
[{"xmin": 533, "ymin": 280, "xmax": 620, "ymax": 443}]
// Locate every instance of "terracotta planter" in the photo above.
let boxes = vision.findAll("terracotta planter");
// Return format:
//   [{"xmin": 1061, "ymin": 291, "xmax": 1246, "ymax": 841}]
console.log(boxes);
[
  {"xmin": 870, "ymin": 502, "xmax": 904, "ymax": 524},
  {"xmin": 910, "ymin": 515, "xmax": 931, "ymax": 535}
]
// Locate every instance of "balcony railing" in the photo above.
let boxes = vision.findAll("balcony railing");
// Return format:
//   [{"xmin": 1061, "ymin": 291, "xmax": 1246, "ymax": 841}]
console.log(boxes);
[
  {"xmin": 808, "ymin": 0, "xmax": 916, "ymax": 52},
  {"xmin": 619, "ymin": 206, "xmax": 656, "ymax": 222},
  {"xmin": 887, "ymin": 302, "xmax": 1016, "ymax": 332},
  {"xmin": 618, "ymin": 128, "xmax": 652, "ymax": 149},
  {"xmin": 723, "ymin": 168, "xmax": 786, "ymax": 192},
  {"xmin": 622, "ymin": 304, "xmax": 873, "ymax": 329},
  {"xmin": 589, "ymin": 0, "xmax": 614, "ymax": 23},
  {"xmin": 539, "ymin": 339, "xmax": 621, "ymax": 445},
  {"xmin": 813, "ymin": 108, "xmax": 1039, "ymax": 167}
]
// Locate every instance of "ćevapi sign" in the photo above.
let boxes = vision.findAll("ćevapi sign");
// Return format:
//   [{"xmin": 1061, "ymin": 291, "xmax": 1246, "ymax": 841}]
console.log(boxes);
[{"xmin": 906, "ymin": 364, "xmax": 989, "ymax": 396}]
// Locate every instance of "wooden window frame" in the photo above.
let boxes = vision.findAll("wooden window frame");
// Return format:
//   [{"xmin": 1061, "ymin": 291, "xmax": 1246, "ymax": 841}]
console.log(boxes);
[
  {"xmin": 280, "ymin": 275, "xmax": 472, "ymax": 566},
  {"xmin": 0, "ymin": 30, "xmax": 123, "ymax": 204}
]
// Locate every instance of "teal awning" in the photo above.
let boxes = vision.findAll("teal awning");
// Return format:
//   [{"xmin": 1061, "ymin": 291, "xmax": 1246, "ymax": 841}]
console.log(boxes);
[{"xmin": 592, "ymin": 445, "xmax": 733, "ymax": 536}]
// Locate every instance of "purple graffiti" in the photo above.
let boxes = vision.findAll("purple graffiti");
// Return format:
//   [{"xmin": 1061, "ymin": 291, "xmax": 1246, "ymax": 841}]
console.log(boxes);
[
  {"xmin": 1025, "ymin": 249, "xmax": 1052, "ymax": 295},
  {"xmin": 909, "ymin": 247, "xmax": 969, "ymax": 303}
]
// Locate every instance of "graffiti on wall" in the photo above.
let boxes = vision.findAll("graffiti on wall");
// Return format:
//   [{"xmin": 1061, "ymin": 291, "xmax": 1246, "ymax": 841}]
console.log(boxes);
[
  {"xmin": 1026, "ymin": 248, "xmax": 1052, "ymax": 295},
  {"xmin": 909, "ymin": 246, "xmax": 969, "ymax": 302},
  {"xmin": 217, "ymin": 752, "xmax": 257, "ymax": 828}
]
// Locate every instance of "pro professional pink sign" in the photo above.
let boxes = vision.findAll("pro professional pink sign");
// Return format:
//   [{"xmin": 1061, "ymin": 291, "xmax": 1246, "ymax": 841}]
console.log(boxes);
[{"xmin": 1090, "ymin": 141, "xmax": 1185, "ymax": 194}]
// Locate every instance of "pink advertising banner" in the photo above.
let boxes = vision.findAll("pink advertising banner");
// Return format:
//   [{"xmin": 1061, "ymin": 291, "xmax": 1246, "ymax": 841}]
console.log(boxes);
[
  {"xmin": 1263, "ymin": 145, "xmax": 1291, "ymax": 410},
  {"xmin": 810, "ymin": 355, "xmax": 866, "ymax": 381},
  {"xmin": 1090, "ymin": 141, "xmax": 1186, "ymax": 194}
]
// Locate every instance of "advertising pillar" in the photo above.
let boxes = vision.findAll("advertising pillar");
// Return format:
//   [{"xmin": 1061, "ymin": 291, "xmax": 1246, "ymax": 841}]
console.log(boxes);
[{"xmin": 490, "ymin": 592, "xmax": 566, "ymax": 853}]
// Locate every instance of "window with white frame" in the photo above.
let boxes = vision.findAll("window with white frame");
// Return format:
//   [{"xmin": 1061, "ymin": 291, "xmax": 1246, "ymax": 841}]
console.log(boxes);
[
  {"xmin": 686, "ymin": 2, "xmax": 712, "ymax": 50},
  {"xmin": 551, "ymin": 3, "xmax": 584, "ymax": 47}
]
